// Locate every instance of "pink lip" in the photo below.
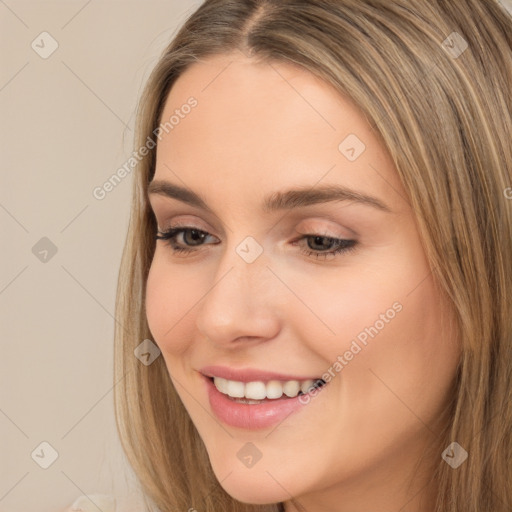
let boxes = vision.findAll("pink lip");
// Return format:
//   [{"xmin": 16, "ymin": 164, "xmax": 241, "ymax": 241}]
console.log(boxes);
[
  {"xmin": 199, "ymin": 365, "xmax": 322, "ymax": 383},
  {"xmin": 200, "ymin": 371, "xmax": 327, "ymax": 430}
]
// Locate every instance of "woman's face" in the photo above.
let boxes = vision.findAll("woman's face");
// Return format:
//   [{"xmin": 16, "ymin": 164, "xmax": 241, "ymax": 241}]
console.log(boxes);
[{"xmin": 146, "ymin": 53, "xmax": 460, "ymax": 510}]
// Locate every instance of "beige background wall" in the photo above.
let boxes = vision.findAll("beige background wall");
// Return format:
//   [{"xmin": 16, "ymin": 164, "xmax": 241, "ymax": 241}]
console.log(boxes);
[
  {"xmin": 1, "ymin": 1, "xmax": 511, "ymax": 512},
  {"xmin": 0, "ymin": 2, "xmax": 198, "ymax": 511}
]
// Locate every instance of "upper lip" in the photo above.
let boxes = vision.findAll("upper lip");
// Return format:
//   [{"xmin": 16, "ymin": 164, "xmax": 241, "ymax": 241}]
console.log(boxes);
[{"xmin": 199, "ymin": 365, "xmax": 322, "ymax": 383}]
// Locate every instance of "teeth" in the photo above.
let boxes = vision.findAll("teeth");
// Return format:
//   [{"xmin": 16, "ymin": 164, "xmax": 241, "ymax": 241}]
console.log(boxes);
[
  {"xmin": 266, "ymin": 380, "xmax": 283, "ymax": 399},
  {"xmin": 214, "ymin": 377, "xmax": 229, "ymax": 394},
  {"xmin": 245, "ymin": 381, "xmax": 266, "ymax": 400},
  {"xmin": 300, "ymin": 380, "xmax": 314, "ymax": 394},
  {"xmin": 213, "ymin": 376, "xmax": 325, "ymax": 400},
  {"xmin": 226, "ymin": 379, "xmax": 245, "ymax": 398},
  {"xmin": 283, "ymin": 380, "xmax": 300, "ymax": 397}
]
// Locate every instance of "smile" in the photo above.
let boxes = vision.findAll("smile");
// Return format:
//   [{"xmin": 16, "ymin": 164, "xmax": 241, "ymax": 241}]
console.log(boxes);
[
  {"xmin": 212, "ymin": 376, "xmax": 326, "ymax": 401},
  {"xmin": 200, "ymin": 367, "xmax": 329, "ymax": 429}
]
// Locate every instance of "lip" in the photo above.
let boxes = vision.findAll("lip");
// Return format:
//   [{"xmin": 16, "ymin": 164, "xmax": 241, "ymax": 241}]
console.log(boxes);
[
  {"xmin": 200, "ymin": 371, "xmax": 327, "ymax": 430},
  {"xmin": 199, "ymin": 365, "xmax": 323, "ymax": 383}
]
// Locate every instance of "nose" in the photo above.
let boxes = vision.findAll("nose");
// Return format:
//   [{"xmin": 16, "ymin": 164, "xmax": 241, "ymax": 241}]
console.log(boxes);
[{"xmin": 195, "ymin": 244, "xmax": 281, "ymax": 347}]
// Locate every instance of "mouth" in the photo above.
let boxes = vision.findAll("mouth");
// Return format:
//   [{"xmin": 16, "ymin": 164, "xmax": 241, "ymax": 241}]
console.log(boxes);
[
  {"xmin": 208, "ymin": 376, "xmax": 327, "ymax": 404},
  {"xmin": 201, "ymin": 369, "xmax": 329, "ymax": 429}
]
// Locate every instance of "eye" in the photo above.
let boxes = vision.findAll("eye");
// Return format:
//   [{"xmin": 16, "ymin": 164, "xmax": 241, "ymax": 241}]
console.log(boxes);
[
  {"xmin": 155, "ymin": 226, "xmax": 357, "ymax": 260},
  {"xmin": 293, "ymin": 234, "xmax": 357, "ymax": 260},
  {"xmin": 155, "ymin": 226, "xmax": 219, "ymax": 255}
]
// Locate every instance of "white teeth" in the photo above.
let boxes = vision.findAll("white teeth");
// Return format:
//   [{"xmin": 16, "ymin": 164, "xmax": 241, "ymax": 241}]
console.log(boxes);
[
  {"xmin": 226, "ymin": 379, "xmax": 245, "ymax": 398},
  {"xmin": 300, "ymin": 380, "xmax": 314, "ymax": 394},
  {"xmin": 283, "ymin": 380, "xmax": 300, "ymax": 397},
  {"xmin": 214, "ymin": 377, "xmax": 228, "ymax": 394},
  {"xmin": 266, "ymin": 380, "xmax": 284, "ymax": 399},
  {"xmin": 213, "ymin": 376, "xmax": 325, "ymax": 400},
  {"xmin": 245, "ymin": 381, "xmax": 267, "ymax": 400}
]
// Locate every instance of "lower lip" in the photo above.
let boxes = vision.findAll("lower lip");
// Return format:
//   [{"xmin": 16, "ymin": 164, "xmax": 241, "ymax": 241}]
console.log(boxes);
[{"xmin": 204, "ymin": 376, "xmax": 327, "ymax": 430}]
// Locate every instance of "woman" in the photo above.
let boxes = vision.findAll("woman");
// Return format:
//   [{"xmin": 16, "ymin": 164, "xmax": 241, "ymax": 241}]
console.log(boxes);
[{"xmin": 66, "ymin": 1, "xmax": 512, "ymax": 511}]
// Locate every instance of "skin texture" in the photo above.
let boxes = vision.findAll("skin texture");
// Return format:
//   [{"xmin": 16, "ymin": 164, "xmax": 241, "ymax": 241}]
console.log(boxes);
[{"xmin": 145, "ymin": 52, "xmax": 461, "ymax": 512}]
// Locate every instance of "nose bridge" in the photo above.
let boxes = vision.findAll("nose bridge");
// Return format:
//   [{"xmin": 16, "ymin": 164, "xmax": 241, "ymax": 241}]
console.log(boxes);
[
  {"xmin": 213, "ymin": 232, "xmax": 271, "ymax": 299},
  {"xmin": 195, "ymin": 235, "xmax": 280, "ymax": 344}
]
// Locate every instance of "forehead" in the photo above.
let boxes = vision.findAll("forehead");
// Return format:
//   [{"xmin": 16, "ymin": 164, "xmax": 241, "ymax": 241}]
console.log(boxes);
[{"xmin": 153, "ymin": 52, "xmax": 403, "ymax": 211}]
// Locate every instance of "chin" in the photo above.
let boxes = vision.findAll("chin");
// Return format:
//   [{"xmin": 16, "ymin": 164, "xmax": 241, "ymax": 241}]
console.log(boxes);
[
  {"xmin": 221, "ymin": 474, "xmax": 290, "ymax": 505},
  {"xmin": 214, "ymin": 469, "xmax": 289, "ymax": 505}
]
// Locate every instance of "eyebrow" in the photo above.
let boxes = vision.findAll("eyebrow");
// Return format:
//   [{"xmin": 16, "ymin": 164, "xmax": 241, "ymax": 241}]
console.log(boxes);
[{"xmin": 147, "ymin": 180, "xmax": 392, "ymax": 213}]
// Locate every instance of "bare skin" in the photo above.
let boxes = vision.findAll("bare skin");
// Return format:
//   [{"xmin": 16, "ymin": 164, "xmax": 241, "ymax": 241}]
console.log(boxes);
[{"xmin": 141, "ymin": 51, "xmax": 461, "ymax": 512}]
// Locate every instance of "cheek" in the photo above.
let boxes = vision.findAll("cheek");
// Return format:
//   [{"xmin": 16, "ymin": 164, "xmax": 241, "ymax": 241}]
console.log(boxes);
[
  {"xmin": 313, "ymin": 260, "xmax": 459, "ymax": 432},
  {"xmin": 276, "ymin": 255, "xmax": 413, "ymax": 365},
  {"xmin": 145, "ymin": 256, "xmax": 199, "ymax": 355},
  {"xmin": 291, "ymin": 238, "xmax": 459, "ymax": 396}
]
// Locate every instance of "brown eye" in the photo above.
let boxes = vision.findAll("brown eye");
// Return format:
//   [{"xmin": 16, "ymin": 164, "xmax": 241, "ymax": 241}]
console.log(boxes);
[
  {"xmin": 295, "ymin": 235, "xmax": 357, "ymax": 260},
  {"xmin": 155, "ymin": 226, "xmax": 219, "ymax": 254}
]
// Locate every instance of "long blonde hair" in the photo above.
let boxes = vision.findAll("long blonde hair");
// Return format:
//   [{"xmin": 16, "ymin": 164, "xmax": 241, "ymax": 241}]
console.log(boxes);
[{"xmin": 113, "ymin": 1, "xmax": 512, "ymax": 510}]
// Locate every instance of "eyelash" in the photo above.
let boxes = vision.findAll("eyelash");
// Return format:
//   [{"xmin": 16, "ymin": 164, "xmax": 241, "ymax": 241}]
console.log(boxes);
[{"xmin": 155, "ymin": 225, "xmax": 357, "ymax": 260}]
